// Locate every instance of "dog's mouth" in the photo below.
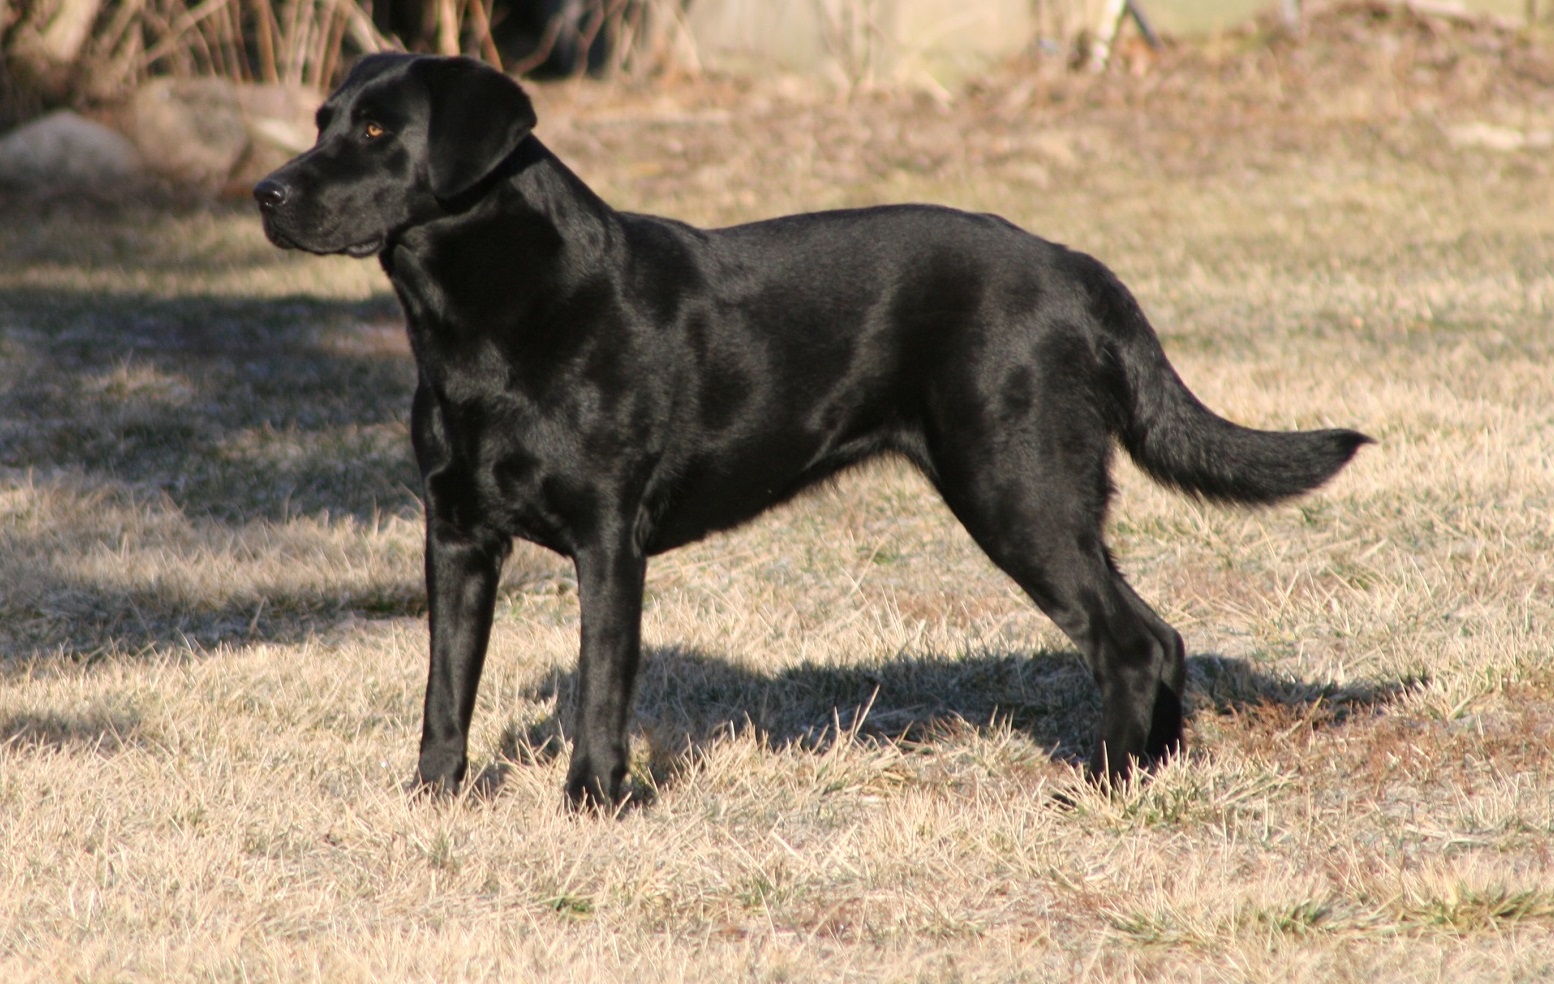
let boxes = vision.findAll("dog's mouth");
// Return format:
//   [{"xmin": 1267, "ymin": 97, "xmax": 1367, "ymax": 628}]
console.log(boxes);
[
  {"xmin": 261, "ymin": 225, "xmax": 301, "ymax": 251},
  {"xmin": 341, "ymin": 236, "xmax": 386, "ymax": 258},
  {"xmin": 261, "ymin": 220, "xmax": 383, "ymax": 258}
]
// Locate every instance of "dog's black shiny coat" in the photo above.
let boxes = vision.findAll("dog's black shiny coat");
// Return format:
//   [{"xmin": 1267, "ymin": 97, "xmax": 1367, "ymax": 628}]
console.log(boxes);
[{"xmin": 255, "ymin": 54, "xmax": 1369, "ymax": 808}]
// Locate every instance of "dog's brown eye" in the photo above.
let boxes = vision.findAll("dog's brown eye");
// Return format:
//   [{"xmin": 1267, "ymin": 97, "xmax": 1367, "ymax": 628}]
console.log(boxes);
[{"xmin": 364, "ymin": 122, "xmax": 384, "ymax": 140}]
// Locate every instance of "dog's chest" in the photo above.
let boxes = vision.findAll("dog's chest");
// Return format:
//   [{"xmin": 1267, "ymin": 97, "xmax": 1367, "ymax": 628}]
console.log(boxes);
[
  {"xmin": 408, "ymin": 325, "xmax": 665, "ymax": 553},
  {"xmin": 418, "ymin": 384, "xmax": 606, "ymax": 552}
]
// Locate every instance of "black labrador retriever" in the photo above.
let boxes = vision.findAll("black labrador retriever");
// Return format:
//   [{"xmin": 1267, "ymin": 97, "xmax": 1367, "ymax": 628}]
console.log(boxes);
[{"xmin": 254, "ymin": 54, "xmax": 1369, "ymax": 809}]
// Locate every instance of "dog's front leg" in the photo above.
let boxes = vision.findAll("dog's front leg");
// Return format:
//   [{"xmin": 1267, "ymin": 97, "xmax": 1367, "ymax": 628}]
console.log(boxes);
[
  {"xmin": 565, "ymin": 538, "xmax": 647, "ymax": 812},
  {"xmin": 414, "ymin": 517, "xmax": 508, "ymax": 796}
]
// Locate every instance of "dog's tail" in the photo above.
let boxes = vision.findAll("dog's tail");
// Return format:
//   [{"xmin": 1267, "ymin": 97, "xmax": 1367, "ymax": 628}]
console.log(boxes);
[{"xmin": 1091, "ymin": 261, "xmax": 1371, "ymax": 505}]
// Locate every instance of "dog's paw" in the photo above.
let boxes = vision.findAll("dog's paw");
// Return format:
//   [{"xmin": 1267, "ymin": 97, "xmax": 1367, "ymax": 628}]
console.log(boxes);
[
  {"xmin": 412, "ymin": 750, "xmax": 469, "ymax": 800},
  {"xmin": 409, "ymin": 771, "xmax": 463, "ymax": 801},
  {"xmin": 563, "ymin": 756, "xmax": 627, "ymax": 816}
]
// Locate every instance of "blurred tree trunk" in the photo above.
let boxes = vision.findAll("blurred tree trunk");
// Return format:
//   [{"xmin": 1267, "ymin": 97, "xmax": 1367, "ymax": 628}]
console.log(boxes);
[{"xmin": 10, "ymin": 0, "xmax": 103, "ymax": 102}]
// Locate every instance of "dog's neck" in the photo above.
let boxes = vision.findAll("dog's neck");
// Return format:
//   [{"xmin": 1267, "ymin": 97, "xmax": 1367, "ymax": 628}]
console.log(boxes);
[
  {"xmin": 381, "ymin": 134, "xmax": 622, "ymax": 335},
  {"xmin": 510, "ymin": 135, "xmax": 619, "ymax": 263},
  {"xmin": 422, "ymin": 134, "xmax": 617, "ymax": 256}
]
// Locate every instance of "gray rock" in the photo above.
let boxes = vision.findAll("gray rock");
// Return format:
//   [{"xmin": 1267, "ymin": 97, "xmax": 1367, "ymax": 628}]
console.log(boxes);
[
  {"xmin": 126, "ymin": 76, "xmax": 321, "ymax": 193},
  {"xmin": 229, "ymin": 82, "xmax": 320, "ymax": 189},
  {"xmin": 129, "ymin": 76, "xmax": 250, "ymax": 189},
  {"xmin": 0, "ymin": 109, "xmax": 145, "ymax": 191},
  {"xmin": 234, "ymin": 83, "xmax": 317, "ymax": 154}
]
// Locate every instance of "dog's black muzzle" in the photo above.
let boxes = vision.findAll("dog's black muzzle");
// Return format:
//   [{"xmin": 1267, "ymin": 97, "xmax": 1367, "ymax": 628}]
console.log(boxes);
[
  {"xmin": 253, "ymin": 175, "xmax": 301, "ymax": 250},
  {"xmin": 253, "ymin": 178, "xmax": 289, "ymax": 211},
  {"xmin": 251, "ymin": 170, "xmax": 386, "ymax": 257}
]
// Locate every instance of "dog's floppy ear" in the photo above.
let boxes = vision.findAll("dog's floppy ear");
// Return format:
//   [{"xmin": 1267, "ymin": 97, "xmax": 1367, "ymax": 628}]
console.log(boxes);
[{"xmin": 413, "ymin": 56, "xmax": 537, "ymax": 200}]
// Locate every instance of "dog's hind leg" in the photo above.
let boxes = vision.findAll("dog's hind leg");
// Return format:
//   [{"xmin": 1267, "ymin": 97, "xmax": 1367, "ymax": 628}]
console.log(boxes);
[
  {"xmin": 957, "ymin": 498, "xmax": 1183, "ymax": 783},
  {"xmin": 1001, "ymin": 540, "xmax": 1182, "ymax": 782},
  {"xmin": 1110, "ymin": 573, "xmax": 1186, "ymax": 766},
  {"xmin": 925, "ymin": 408, "xmax": 1184, "ymax": 784}
]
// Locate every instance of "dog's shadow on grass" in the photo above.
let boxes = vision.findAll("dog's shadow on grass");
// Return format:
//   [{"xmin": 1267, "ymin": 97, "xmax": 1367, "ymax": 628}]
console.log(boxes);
[
  {"xmin": 0, "ymin": 278, "xmax": 437, "ymax": 663},
  {"xmin": 0, "ymin": 285, "xmax": 420, "ymax": 525},
  {"xmin": 473, "ymin": 645, "xmax": 1421, "ymax": 801}
]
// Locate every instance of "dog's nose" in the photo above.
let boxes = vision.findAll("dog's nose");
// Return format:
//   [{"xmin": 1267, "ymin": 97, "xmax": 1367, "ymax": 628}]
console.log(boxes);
[{"xmin": 253, "ymin": 179, "xmax": 289, "ymax": 210}]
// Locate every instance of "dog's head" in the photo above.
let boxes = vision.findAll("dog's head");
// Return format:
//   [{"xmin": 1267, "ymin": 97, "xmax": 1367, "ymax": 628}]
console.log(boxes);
[{"xmin": 254, "ymin": 54, "xmax": 538, "ymax": 257}]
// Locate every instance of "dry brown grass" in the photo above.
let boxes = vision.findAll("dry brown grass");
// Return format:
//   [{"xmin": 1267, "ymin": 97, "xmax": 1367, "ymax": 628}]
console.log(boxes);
[{"xmin": 4, "ymin": 9, "xmax": 1554, "ymax": 981}]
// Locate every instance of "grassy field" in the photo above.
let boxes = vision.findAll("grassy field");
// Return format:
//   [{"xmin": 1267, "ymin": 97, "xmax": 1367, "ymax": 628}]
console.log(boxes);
[{"xmin": 3, "ymin": 8, "xmax": 1554, "ymax": 982}]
